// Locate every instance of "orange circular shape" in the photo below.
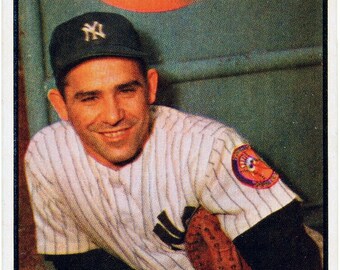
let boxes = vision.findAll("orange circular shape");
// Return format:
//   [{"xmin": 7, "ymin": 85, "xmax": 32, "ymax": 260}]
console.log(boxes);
[
  {"xmin": 232, "ymin": 145, "xmax": 280, "ymax": 189},
  {"xmin": 101, "ymin": 0, "xmax": 195, "ymax": 13}
]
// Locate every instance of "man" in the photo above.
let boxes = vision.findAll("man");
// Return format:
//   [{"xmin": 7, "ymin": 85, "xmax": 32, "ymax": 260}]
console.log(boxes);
[{"xmin": 25, "ymin": 12, "xmax": 322, "ymax": 269}]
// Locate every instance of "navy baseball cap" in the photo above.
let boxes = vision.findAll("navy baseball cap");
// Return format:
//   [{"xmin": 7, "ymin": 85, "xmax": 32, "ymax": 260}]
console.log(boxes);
[{"xmin": 49, "ymin": 12, "xmax": 147, "ymax": 78}]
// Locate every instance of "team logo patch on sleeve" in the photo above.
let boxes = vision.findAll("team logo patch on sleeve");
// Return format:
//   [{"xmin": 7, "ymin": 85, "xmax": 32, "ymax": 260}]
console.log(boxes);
[{"xmin": 232, "ymin": 144, "xmax": 279, "ymax": 189}]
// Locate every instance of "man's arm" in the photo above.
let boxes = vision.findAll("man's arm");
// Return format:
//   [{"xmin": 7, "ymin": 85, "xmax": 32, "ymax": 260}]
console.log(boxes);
[
  {"xmin": 233, "ymin": 200, "xmax": 322, "ymax": 270},
  {"xmin": 45, "ymin": 249, "xmax": 134, "ymax": 270}
]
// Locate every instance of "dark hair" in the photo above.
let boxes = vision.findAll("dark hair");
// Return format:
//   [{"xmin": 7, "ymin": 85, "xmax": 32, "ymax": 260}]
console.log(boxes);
[{"xmin": 56, "ymin": 57, "xmax": 148, "ymax": 98}]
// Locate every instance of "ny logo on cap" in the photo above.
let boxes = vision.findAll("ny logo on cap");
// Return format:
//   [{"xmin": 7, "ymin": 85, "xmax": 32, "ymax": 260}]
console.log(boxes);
[{"xmin": 81, "ymin": 21, "xmax": 106, "ymax": 41}]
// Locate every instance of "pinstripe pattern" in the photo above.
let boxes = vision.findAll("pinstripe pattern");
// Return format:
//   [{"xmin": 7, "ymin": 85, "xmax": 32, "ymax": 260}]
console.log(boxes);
[{"xmin": 25, "ymin": 105, "xmax": 297, "ymax": 269}]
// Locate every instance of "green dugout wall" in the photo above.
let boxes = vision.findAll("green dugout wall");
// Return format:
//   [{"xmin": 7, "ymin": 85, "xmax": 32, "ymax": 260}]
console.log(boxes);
[{"xmin": 19, "ymin": 0, "xmax": 324, "ymax": 232}]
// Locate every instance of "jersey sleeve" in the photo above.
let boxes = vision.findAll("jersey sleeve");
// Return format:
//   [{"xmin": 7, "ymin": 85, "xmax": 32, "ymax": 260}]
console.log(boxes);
[
  {"xmin": 199, "ymin": 128, "xmax": 299, "ymax": 240},
  {"xmin": 24, "ymin": 138, "xmax": 98, "ymax": 255}
]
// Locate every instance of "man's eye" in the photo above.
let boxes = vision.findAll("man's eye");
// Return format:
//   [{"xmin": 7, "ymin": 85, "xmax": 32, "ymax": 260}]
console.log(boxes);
[
  {"xmin": 81, "ymin": 96, "xmax": 98, "ymax": 102},
  {"xmin": 120, "ymin": 88, "xmax": 136, "ymax": 93}
]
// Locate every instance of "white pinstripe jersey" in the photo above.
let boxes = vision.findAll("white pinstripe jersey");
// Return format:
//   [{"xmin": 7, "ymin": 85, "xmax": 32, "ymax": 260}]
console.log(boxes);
[{"xmin": 25, "ymin": 105, "xmax": 297, "ymax": 270}]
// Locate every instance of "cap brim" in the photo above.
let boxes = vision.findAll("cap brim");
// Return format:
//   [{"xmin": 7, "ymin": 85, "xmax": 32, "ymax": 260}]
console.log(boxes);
[{"xmin": 55, "ymin": 46, "xmax": 148, "ymax": 77}]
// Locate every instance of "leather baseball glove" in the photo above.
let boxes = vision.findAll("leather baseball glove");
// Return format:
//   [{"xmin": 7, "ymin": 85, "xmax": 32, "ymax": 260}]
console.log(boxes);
[{"xmin": 185, "ymin": 207, "xmax": 251, "ymax": 270}]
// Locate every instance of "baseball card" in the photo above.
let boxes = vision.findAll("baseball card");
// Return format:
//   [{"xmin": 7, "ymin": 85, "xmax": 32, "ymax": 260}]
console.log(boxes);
[{"xmin": 11, "ymin": 0, "xmax": 334, "ymax": 269}]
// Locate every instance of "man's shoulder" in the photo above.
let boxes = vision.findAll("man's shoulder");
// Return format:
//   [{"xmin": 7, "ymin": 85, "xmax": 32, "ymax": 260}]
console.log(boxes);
[
  {"xmin": 30, "ymin": 121, "xmax": 73, "ymax": 141},
  {"xmin": 25, "ymin": 121, "xmax": 75, "ymax": 158},
  {"xmin": 153, "ymin": 105, "xmax": 241, "ymax": 139}
]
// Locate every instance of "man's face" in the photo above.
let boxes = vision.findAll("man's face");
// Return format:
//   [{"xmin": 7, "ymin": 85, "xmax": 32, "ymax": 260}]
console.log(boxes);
[{"xmin": 50, "ymin": 57, "xmax": 158, "ymax": 169}]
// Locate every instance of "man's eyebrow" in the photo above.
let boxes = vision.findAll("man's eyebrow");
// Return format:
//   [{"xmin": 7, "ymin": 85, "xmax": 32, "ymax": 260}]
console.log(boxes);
[
  {"xmin": 74, "ymin": 90, "xmax": 101, "ymax": 100},
  {"xmin": 117, "ymin": 80, "xmax": 144, "ymax": 90},
  {"xmin": 72, "ymin": 80, "xmax": 144, "ymax": 99}
]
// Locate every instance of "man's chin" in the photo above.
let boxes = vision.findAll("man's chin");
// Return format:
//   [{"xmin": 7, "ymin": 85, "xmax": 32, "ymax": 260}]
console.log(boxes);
[{"xmin": 110, "ymin": 147, "xmax": 143, "ymax": 168}]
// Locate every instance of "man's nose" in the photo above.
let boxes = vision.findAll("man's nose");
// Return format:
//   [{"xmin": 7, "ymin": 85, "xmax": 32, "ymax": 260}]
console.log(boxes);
[{"xmin": 101, "ymin": 97, "xmax": 124, "ymax": 125}]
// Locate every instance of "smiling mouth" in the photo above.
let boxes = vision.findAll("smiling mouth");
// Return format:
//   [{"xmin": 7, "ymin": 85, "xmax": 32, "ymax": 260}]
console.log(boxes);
[{"xmin": 100, "ymin": 128, "xmax": 130, "ymax": 140}]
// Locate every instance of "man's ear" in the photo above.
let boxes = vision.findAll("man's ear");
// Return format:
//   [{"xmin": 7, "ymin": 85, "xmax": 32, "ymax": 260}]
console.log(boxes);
[
  {"xmin": 146, "ymin": 68, "xmax": 158, "ymax": 104},
  {"xmin": 47, "ymin": 89, "xmax": 69, "ymax": 121}
]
